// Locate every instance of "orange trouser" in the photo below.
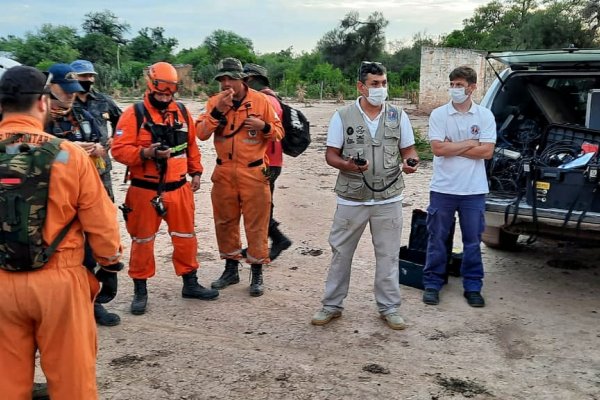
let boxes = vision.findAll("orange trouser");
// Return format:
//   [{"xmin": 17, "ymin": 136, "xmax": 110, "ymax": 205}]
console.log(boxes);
[
  {"xmin": 211, "ymin": 165, "xmax": 271, "ymax": 263},
  {"xmin": 124, "ymin": 183, "xmax": 199, "ymax": 279},
  {"xmin": 0, "ymin": 249, "xmax": 99, "ymax": 400}
]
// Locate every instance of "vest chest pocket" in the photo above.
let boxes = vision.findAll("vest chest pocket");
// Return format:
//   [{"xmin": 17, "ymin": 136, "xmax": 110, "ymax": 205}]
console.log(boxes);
[
  {"xmin": 384, "ymin": 117, "xmax": 400, "ymax": 131},
  {"xmin": 383, "ymin": 145, "xmax": 400, "ymax": 169}
]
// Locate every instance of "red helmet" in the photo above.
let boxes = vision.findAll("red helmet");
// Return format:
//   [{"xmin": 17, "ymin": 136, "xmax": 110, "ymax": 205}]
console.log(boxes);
[{"xmin": 146, "ymin": 62, "xmax": 179, "ymax": 94}]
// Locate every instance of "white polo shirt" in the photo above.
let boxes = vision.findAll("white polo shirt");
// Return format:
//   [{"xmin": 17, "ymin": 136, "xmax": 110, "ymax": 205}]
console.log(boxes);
[
  {"xmin": 428, "ymin": 101, "xmax": 496, "ymax": 195},
  {"xmin": 327, "ymin": 98, "xmax": 416, "ymax": 205}
]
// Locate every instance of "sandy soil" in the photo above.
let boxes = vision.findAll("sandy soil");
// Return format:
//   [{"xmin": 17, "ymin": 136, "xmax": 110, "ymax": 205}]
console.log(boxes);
[{"xmin": 80, "ymin": 99, "xmax": 599, "ymax": 399}]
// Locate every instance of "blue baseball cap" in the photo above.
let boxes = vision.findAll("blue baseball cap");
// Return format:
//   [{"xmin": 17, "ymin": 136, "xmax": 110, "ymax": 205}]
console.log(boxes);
[
  {"xmin": 70, "ymin": 59, "xmax": 97, "ymax": 75},
  {"xmin": 48, "ymin": 63, "xmax": 84, "ymax": 93}
]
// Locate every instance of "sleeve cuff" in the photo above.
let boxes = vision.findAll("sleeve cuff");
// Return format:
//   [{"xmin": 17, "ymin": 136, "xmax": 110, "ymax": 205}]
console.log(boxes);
[{"xmin": 210, "ymin": 108, "xmax": 223, "ymax": 120}]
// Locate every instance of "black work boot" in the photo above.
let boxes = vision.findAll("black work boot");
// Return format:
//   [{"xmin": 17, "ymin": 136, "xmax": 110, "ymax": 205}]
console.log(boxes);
[
  {"xmin": 182, "ymin": 270, "xmax": 219, "ymax": 300},
  {"xmin": 211, "ymin": 259, "xmax": 240, "ymax": 289},
  {"xmin": 94, "ymin": 303, "xmax": 121, "ymax": 326},
  {"xmin": 269, "ymin": 223, "xmax": 292, "ymax": 261},
  {"xmin": 131, "ymin": 279, "xmax": 148, "ymax": 315},
  {"xmin": 249, "ymin": 264, "xmax": 264, "ymax": 297}
]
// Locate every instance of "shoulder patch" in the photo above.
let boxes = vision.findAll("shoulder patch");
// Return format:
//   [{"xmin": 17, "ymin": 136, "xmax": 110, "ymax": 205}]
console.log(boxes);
[{"xmin": 54, "ymin": 150, "xmax": 69, "ymax": 164}]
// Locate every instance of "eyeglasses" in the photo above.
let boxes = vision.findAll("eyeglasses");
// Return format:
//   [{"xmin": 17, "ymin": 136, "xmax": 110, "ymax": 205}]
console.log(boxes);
[{"xmin": 151, "ymin": 79, "xmax": 179, "ymax": 94}]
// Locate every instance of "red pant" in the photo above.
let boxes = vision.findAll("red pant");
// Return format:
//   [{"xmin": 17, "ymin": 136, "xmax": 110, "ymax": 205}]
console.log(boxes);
[
  {"xmin": 124, "ymin": 183, "xmax": 199, "ymax": 278},
  {"xmin": 211, "ymin": 165, "xmax": 271, "ymax": 263},
  {"xmin": 0, "ymin": 250, "xmax": 99, "ymax": 400}
]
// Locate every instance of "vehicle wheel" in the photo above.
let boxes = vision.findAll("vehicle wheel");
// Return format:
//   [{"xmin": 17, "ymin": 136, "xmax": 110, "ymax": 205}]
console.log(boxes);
[{"xmin": 482, "ymin": 226, "xmax": 519, "ymax": 250}]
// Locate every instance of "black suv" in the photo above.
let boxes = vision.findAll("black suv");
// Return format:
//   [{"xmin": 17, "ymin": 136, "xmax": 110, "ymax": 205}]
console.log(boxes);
[{"xmin": 481, "ymin": 49, "xmax": 600, "ymax": 248}]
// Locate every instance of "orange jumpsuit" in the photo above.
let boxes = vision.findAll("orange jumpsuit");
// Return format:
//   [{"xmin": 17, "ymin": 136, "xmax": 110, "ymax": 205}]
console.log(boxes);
[
  {"xmin": 0, "ymin": 115, "xmax": 122, "ymax": 400},
  {"xmin": 196, "ymin": 87, "xmax": 284, "ymax": 263},
  {"xmin": 112, "ymin": 94, "xmax": 202, "ymax": 279}
]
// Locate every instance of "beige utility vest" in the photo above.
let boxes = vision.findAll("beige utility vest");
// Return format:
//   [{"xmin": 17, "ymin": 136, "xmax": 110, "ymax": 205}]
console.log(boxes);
[{"xmin": 334, "ymin": 102, "xmax": 405, "ymax": 201}]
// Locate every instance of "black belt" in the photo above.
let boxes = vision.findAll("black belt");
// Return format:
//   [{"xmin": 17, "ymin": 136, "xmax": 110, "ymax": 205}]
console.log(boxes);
[
  {"xmin": 130, "ymin": 178, "xmax": 186, "ymax": 192},
  {"xmin": 216, "ymin": 158, "xmax": 263, "ymax": 167}
]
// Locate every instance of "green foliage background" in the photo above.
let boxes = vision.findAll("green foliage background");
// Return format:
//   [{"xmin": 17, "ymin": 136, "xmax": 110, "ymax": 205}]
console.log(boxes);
[{"xmin": 2, "ymin": 1, "xmax": 600, "ymax": 102}]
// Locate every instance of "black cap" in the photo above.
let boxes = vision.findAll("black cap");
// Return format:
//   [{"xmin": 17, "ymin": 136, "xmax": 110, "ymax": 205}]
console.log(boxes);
[{"xmin": 0, "ymin": 66, "xmax": 49, "ymax": 101}]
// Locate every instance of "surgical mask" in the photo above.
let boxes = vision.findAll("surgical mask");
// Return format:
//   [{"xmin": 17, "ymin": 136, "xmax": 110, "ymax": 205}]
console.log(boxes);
[
  {"xmin": 449, "ymin": 87, "xmax": 469, "ymax": 104},
  {"xmin": 365, "ymin": 87, "xmax": 387, "ymax": 106}
]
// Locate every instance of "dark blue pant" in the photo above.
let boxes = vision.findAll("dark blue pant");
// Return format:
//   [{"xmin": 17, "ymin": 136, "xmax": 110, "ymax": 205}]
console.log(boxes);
[{"xmin": 423, "ymin": 191, "xmax": 486, "ymax": 292}]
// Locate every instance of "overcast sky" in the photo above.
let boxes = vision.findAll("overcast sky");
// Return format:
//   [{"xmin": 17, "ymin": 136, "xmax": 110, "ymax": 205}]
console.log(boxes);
[{"xmin": 2, "ymin": 0, "xmax": 490, "ymax": 54}]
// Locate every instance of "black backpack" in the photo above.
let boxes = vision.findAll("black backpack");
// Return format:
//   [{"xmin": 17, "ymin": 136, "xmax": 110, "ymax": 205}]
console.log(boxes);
[
  {"xmin": 0, "ymin": 135, "xmax": 73, "ymax": 271},
  {"xmin": 277, "ymin": 100, "xmax": 311, "ymax": 157}
]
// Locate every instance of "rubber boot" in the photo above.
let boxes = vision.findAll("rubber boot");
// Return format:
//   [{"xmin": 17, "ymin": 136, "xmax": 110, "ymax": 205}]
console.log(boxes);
[
  {"xmin": 131, "ymin": 279, "xmax": 148, "ymax": 315},
  {"xmin": 211, "ymin": 259, "xmax": 240, "ymax": 289},
  {"xmin": 249, "ymin": 264, "xmax": 264, "ymax": 297},
  {"xmin": 269, "ymin": 223, "xmax": 292, "ymax": 261},
  {"xmin": 94, "ymin": 303, "xmax": 121, "ymax": 326},
  {"xmin": 182, "ymin": 270, "xmax": 219, "ymax": 300}
]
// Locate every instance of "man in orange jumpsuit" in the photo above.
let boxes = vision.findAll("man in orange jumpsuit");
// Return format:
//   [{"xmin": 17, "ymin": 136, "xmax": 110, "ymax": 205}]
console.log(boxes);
[
  {"xmin": 112, "ymin": 62, "xmax": 218, "ymax": 315},
  {"xmin": 0, "ymin": 65, "xmax": 122, "ymax": 399},
  {"xmin": 196, "ymin": 57, "xmax": 284, "ymax": 297}
]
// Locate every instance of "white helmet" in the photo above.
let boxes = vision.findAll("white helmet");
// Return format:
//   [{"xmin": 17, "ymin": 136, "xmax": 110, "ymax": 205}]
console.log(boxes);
[{"xmin": 0, "ymin": 57, "xmax": 21, "ymax": 80}]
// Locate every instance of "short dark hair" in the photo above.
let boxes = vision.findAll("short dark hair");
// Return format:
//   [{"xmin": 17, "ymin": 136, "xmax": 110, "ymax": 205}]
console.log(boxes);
[
  {"xmin": 358, "ymin": 61, "xmax": 386, "ymax": 83},
  {"xmin": 449, "ymin": 66, "xmax": 477, "ymax": 84}
]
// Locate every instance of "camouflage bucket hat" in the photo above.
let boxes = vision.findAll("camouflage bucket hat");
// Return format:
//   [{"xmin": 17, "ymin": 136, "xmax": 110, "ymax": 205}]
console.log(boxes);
[
  {"xmin": 243, "ymin": 63, "xmax": 270, "ymax": 87},
  {"xmin": 214, "ymin": 57, "xmax": 246, "ymax": 81}
]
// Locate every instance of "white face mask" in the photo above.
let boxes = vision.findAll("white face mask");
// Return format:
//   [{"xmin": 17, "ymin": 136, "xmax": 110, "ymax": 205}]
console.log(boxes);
[
  {"xmin": 449, "ymin": 87, "xmax": 469, "ymax": 104},
  {"xmin": 365, "ymin": 86, "xmax": 387, "ymax": 106}
]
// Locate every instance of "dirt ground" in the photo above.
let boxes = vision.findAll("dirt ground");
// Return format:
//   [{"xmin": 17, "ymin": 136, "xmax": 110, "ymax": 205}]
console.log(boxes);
[{"xmin": 63, "ymin": 99, "xmax": 599, "ymax": 399}]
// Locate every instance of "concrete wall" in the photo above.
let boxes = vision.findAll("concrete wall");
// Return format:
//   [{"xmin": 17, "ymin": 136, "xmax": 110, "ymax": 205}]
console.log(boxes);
[{"xmin": 418, "ymin": 47, "xmax": 504, "ymax": 112}]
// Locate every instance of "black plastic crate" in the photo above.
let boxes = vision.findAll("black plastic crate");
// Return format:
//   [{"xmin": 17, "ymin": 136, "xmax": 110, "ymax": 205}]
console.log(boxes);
[
  {"xmin": 526, "ymin": 166, "xmax": 600, "ymax": 211},
  {"xmin": 399, "ymin": 246, "xmax": 449, "ymax": 290}
]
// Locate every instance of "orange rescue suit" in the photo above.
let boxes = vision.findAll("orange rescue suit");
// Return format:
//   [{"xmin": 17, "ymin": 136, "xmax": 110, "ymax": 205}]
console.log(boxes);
[
  {"xmin": 0, "ymin": 115, "xmax": 122, "ymax": 400},
  {"xmin": 196, "ymin": 88, "xmax": 284, "ymax": 263},
  {"xmin": 112, "ymin": 94, "xmax": 202, "ymax": 279}
]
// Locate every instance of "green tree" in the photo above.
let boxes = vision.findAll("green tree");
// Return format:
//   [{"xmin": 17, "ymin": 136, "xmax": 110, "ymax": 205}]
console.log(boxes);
[
  {"xmin": 316, "ymin": 11, "xmax": 389, "ymax": 75},
  {"xmin": 82, "ymin": 10, "xmax": 130, "ymax": 45},
  {"xmin": 441, "ymin": 0, "xmax": 597, "ymax": 50},
  {"xmin": 203, "ymin": 30, "xmax": 256, "ymax": 64},
  {"xmin": 174, "ymin": 46, "xmax": 213, "ymax": 82},
  {"xmin": 6, "ymin": 24, "xmax": 79, "ymax": 67},
  {"xmin": 127, "ymin": 27, "xmax": 178, "ymax": 64},
  {"xmin": 77, "ymin": 33, "xmax": 118, "ymax": 65}
]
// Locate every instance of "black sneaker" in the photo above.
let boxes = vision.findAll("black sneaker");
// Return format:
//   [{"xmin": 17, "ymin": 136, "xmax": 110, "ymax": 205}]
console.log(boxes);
[
  {"xmin": 422, "ymin": 288, "xmax": 440, "ymax": 305},
  {"xmin": 464, "ymin": 291, "xmax": 485, "ymax": 307}
]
